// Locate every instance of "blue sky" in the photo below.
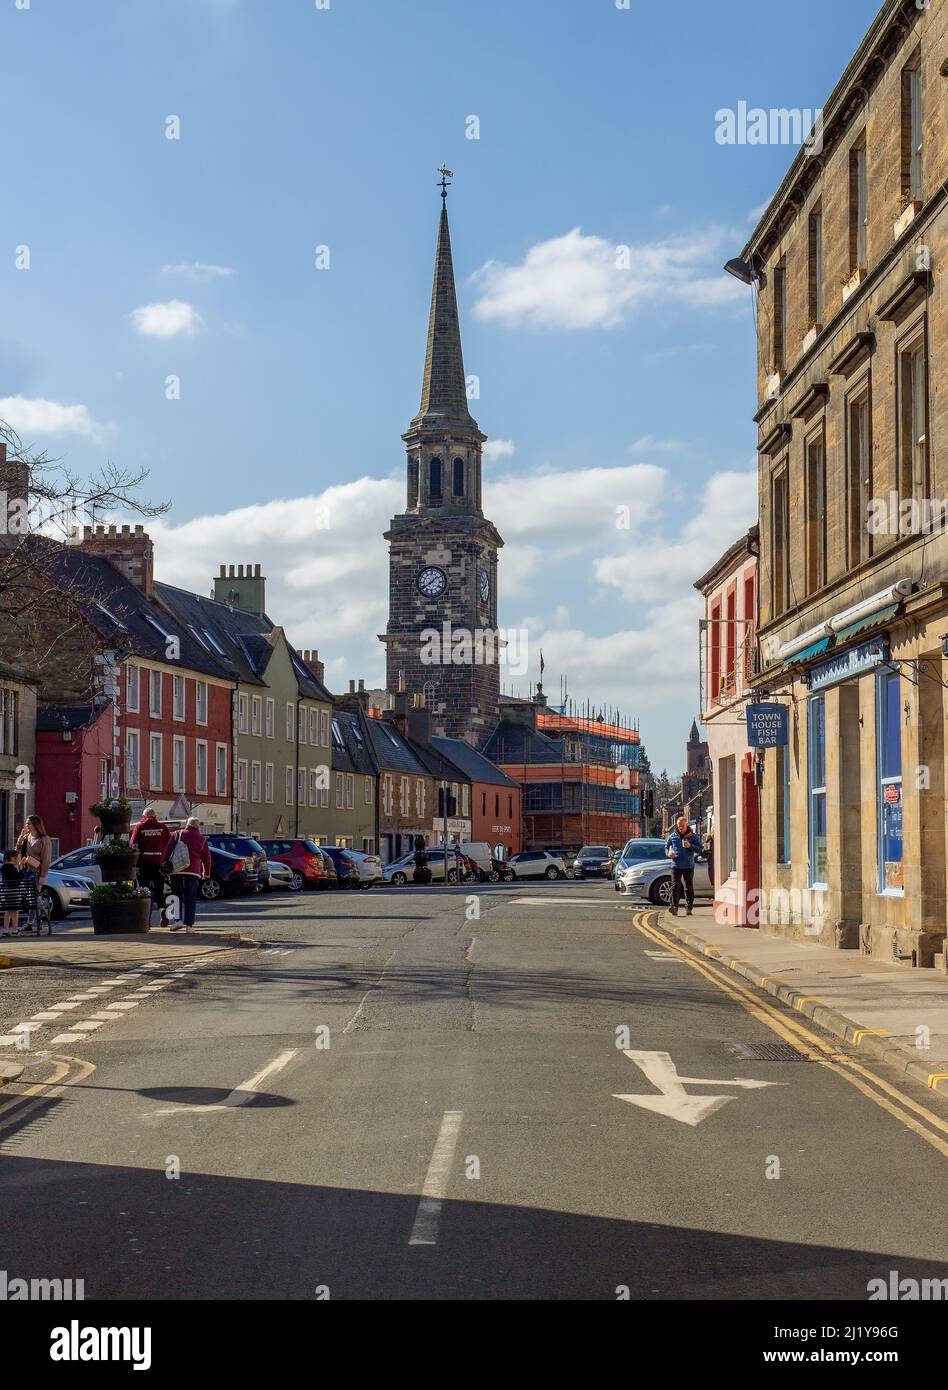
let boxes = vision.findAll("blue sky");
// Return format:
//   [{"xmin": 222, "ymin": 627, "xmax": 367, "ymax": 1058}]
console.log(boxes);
[{"xmin": 2, "ymin": 0, "xmax": 880, "ymax": 772}]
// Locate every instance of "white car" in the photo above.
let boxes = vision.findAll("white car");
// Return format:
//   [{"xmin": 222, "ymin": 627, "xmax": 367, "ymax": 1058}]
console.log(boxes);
[
  {"xmin": 344, "ymin": 850, "xmax": 383, "ymax": 887},
  {"xmin": 617, "ymin": 852, "xmax": 713, "ymax": 907},
  {"xmin": 505, "ymin": 850, "xmax": 570, "ymax": 881},
  {"xmin": 40, "ymin": 869, "xmax": 95, "ymax": 918},
  {"xmin": 266, "ymin": 860, "xmax": 298, "ymax": 892}
]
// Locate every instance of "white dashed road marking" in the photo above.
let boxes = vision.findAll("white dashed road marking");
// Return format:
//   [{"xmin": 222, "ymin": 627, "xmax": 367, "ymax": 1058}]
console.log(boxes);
[{"xmin": 408, "ymin": 1110, "xmax": 463, "ymax": 1247}]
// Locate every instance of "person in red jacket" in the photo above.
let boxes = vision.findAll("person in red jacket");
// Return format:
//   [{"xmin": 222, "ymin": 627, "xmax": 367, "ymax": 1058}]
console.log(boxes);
[
  {"xmin": 130, "ymin": 807, "xmax": 171, "ymax": 927},
  {"xmin": 167, "ymin": 817, "xmax": 212, "ymax": 931}
]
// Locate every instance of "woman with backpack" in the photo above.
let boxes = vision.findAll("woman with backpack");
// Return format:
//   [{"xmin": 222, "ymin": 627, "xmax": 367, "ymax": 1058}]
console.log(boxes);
[{"xmin": 163, "ymin": 816, "xmax": 211, "ymax": 931}]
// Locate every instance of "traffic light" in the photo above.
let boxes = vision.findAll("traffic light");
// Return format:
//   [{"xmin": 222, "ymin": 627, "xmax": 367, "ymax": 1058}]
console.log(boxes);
[{"xmin": 642, "ymin": 789, "xmax": 654, "ymax": 819}]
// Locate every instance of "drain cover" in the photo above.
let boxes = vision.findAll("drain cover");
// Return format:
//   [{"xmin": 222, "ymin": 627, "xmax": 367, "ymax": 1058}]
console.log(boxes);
[{"xmin": 727, "ymin": 1042, "xmax": 813, "ymax": 1062}]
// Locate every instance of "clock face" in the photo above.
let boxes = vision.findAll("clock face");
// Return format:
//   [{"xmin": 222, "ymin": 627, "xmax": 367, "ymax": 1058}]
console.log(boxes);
[
  {"xmin": 416, "ymin": 566, "xmax": 448, "ymax": 598},
  {"xmin": 479, "ymin": 569, "xmax": 490, "ymax": 602}
]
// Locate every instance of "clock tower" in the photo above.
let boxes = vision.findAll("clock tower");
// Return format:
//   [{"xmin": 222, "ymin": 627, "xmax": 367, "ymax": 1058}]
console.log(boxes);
[{"xmin": 381, "ymin": 185, "xmax": 503, "ymax": 747}]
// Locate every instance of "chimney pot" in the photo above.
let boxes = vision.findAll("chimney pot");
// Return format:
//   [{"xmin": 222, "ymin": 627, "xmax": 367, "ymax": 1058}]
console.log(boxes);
[
  {"xmin": 219, "ymin": 565, "xmax": 226, "ymax": 577},
  {"xmin": 349, "ymin": 679, "xmax": 355, "ymax": 693}
]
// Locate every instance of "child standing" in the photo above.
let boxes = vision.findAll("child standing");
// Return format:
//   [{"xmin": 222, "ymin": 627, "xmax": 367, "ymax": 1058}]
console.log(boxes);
[{"xmin": 1, "ymin": 849, "xmax": 25, "ymax": 937}]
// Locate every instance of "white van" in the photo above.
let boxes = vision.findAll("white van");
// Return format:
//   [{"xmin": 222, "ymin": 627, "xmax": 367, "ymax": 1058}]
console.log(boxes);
[{"xmin": 458, "ymin": 842, "xmax": 493, "ymax": 874}]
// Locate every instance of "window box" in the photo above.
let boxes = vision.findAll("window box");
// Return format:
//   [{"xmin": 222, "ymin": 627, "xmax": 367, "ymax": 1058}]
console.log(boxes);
[
  {"xmin": 765, "ymin": 372, "xmax": 781, "ymax": 400},
  {"xmin": 802, "ymin": 325, "xmax": 820, "ymax": 354},
  {"xmin": 895, "ymin": 200, "xmax": 922, "ymax": 239},
  {"xmin": 841, "ymin": 266, "xmax": 867, "ymax": 303}
]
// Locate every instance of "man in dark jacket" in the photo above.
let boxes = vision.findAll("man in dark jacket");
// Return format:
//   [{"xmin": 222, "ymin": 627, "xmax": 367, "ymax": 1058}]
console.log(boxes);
[
  {"xmin": 665, "ymin": 815, "xmax": 703, "ymax": 916},
  {"xmin": 131, "ymin": 807, "xmax": 171, "ymax": 926}
]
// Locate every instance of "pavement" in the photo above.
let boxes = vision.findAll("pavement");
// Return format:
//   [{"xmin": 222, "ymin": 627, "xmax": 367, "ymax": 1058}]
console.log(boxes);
[
  {"xmin": 1, "ymin": 879, "xmax": 947, "ymax": 1301},
  {"xmin": 655, "ymin": 904, "xmax": 948, "ymax": 1092}
]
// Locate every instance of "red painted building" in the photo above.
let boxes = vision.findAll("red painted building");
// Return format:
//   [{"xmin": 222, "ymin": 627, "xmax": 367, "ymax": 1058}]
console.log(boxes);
[
  {"xmin": 35, "ymin": 704, "xmax": 113, "ymax": 854},
  {"xmin": 430, "ymin": 736, "xmax": 523, "ymax": 857}
]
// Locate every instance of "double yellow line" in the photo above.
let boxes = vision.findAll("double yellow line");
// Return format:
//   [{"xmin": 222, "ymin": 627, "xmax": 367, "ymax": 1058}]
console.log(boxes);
[{"xmin": 630, "ymin": 912, "xmax": 948, "ymax": 1161}]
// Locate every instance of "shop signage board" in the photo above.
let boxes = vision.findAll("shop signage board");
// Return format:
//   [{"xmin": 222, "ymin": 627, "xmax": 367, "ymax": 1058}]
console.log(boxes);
[
  {"xmin": 807, "ymin": 638, "xmax": 889, "ymax": 692},
  {"xmin": 746, "ymin": 703, "xmax": 789, "ymax": 747}
]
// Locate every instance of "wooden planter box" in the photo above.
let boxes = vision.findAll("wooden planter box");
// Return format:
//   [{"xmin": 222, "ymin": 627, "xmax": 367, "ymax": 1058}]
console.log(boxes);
[
  {"xmin": 96, "ymin": 849, "xmax": 140, "ymax": 884},
  {"xmin": 91, "ymin": 896, "xmax": 151, "ymax": 935}
]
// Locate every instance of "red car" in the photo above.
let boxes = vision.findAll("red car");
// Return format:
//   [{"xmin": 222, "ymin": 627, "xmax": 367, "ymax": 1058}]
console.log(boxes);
[{"xmin": 257, "ymin": 838, "xmax": 334, "ymax": 891}]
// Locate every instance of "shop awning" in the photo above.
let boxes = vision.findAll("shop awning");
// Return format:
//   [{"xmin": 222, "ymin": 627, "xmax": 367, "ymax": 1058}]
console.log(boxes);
[
  {"xmin": 784, "ymin": 635, "xmax": 831, "ymax": 666},
  {"xmin": 834, "ymin": 603, "xmax": 899, "ymax": 644}
]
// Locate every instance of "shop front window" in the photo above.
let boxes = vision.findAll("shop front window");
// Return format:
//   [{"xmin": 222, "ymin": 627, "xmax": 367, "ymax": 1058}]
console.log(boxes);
[
  {"xmin": 877, "ymin": 669, "xmax": 903, "ymax": 893},
  {"xmin": 808, "ymin": 695, "xmax": 827, "ymax": 888}
]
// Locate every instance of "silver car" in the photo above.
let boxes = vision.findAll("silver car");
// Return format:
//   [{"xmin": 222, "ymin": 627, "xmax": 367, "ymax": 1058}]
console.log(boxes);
[
  {"xmin": 51, "ymin": 846, "xmax": 104, "ymax": 884},
  {"xmin": 617, "ymin": 852, "xmax": 713, "ymax": 907},
  {"xmin": 40, "ymin": 869, "xmax": 95, "ymax": 918},
  {"xmin": 383, "ymin": 848, "xmax": 460, "ymax": 885},
  {"xmin": 266, "ymin": 860, "xmax": 298, "ymax": 892},
  {"xmin": 345, "ymin": 850, "xmax": 384, "ymax": 888},
  {"xmin": 612, "ymin": 838, "xmax": 670, "ymax": 890}
]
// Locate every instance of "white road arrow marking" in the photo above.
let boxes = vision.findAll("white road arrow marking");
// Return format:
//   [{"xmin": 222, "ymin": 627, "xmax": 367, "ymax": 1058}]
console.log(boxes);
[{"xmin": 613, "ymin": 1050, "xmax": 786, "ymax": 1127}]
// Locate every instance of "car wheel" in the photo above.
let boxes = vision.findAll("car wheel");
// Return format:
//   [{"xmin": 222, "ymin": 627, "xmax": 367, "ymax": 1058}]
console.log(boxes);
[
  {"xmin": 614, "ymin": 879, "xmax": 621, "ymax": 892},
  {"xmin": 446, "ymin": 869, "xmax": 458, "ymax": 884},
  {"xmin": 359, "ymin": 881, "xmax": 372, "ymax": 890},
  {"xmin": 201, "ymin": 876, "xmax": 224, "ymax": 902},
  {"xmin": 289, "ymin": 872, "xmax": 304, "ymax": 892},
  {"xmin": 649, "ymin": 877, "xmax": 673, "ymax": 907},
  {"xmin": 544, "ymin": 866, "xmax": 558, "ymax": 880},
  {"xmin": 487, "ymin": 869, "xmax": 501, "ymax": 883},
  {"xmin": 391, "ymin": 871, "xmax": 407, "ymax": 887},
  {"xmin": 503, "ymin": 870, "xmax": 515, "ymax": 882},
  {"xmin": 40, "ymin": 886, "xmax": 63, "ymax": 919}
]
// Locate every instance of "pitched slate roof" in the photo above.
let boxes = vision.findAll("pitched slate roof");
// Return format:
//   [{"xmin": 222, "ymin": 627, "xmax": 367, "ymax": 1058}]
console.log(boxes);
[
  {"xmin": 430, "ymin": 736, "xmax": 518, "ymax": 788},
  {"xmin": 482, "ymin": 718, "xmax": 565, "ymax": 766},
  {"xmin": 331, "ymin": 709, "xmax": 378, "ymax": 776},
  {"xmin": 36, "ymin": 703, "xmax": 106, "ymax": 733},
  {"xmin": 365, "ymin": 716, "xmax": 430, "ymax": 777}
]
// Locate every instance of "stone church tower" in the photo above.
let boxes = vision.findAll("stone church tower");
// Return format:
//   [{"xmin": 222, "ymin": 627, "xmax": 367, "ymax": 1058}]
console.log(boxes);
[{"xmin": 381, "ymin": 194, "xmax": 503, "ymax": 747}]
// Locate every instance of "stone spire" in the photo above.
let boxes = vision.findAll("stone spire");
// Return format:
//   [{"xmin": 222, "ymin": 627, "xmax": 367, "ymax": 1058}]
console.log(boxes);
[{"xmin": 409, "ymin": 206, "xmax": 479, "ymax": 434}]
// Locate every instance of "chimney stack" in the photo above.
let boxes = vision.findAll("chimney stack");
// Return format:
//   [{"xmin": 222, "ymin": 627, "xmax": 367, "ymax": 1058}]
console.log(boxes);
[
  {"xmin": 78, "ymin": 522, "xmax": 154, "ymax": 597},
  {"xmin": 212, "ymin": 562, "xmax": 267, "ymax": 615}
]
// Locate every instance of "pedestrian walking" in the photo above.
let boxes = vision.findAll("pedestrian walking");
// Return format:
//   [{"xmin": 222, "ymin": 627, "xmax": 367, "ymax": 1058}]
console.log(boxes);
[
  {"xmin": 163, "ymin": 816, "xmax": 211, "ymax": 931},
  {"xmin": 15, "ymin": 815, "xmax": 53, "ymax": 934},
  {"xmin": 704, "ymin": 829, "xmax": 715, "ymax": 888},
  {"xmin": 665, "ymin": 814, "xmax": 703, "ymax": 917},
  {"xmin": 130, "ymin": 806, "xmax": 172, "ymax": 927},
  {"xmin": 1, "ymin": 849, "xmax": 25, "ymax": 936}
]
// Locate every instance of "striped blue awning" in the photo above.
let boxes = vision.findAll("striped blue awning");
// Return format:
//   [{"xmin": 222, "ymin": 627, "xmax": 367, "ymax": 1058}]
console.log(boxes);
[{"xmin": 784, "ymin": 635, "xmax": 831, "ymax": 666}]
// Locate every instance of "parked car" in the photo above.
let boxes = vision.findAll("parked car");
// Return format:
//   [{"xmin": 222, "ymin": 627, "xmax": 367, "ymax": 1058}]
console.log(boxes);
[
  {"xmin": 40, "ymin": 869, "xmax": 95, "ymax": 918},
  {"xmin": 573, "ymin": 845, "xmax": 614, "ymax": 878},
  {"xmin": 320, "ymin": 845, "xmax": 362, "ymax": 888},
  {"xmin": 51, "ymin": 845, "xmax": 104, "ymax": 884},
  {"xmin": 205, "ymin": 834, "xmax": 270, "ymax": 890},
  {"xmin": 266, "ymin": 860, "xmax": 298, "ymax": 892},
  {"xmin": 616, "ymin": 851, "xmax": 714, "ymax": 906},
  {"xmin": 457, "ymin": 842, "xmax": 493, "ymax": 876},
  {"xmin": 343, "ymin": 849, "xmax": 383, "ymax": 888},
  {"xmin": 612, "ymin": 838, "xmax": 672, "ymax": 890},
  {"xmin": 383, "ymin": 848, "xmax": 461, "ymax": 886},
  {"xmin": 505, "ymin": 850, "xmax": 570, "ymax": 880},
  {"xmin": 257, "ymin": 838, "xmax": 332, "ymax": 892},
  {"xmin": 200, "ymin": 845, "xmax": 260, "ymax": 901}
]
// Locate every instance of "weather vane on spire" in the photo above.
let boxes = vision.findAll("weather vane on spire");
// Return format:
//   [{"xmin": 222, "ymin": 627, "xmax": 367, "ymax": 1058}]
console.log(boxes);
[{"xmin": 438, "ymin": 164, "xmax": 453, "ymax": 205}]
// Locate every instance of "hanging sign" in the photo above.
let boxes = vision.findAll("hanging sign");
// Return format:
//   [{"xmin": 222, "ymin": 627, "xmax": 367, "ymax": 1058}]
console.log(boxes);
[{"xmin": 746, "ymin": 703, "xmax": 789, "ymax": 748}]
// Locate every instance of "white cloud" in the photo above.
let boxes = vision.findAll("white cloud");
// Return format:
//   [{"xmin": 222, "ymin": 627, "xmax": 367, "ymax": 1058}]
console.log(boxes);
[
  {"xmin": 629, "ymin": 435, "xmax": 683, "ymax": 455},
  {"xmin": 482, "ymin": 438, "xmax": 515, "ymax": 464},
  {"xmin": 594, "ymin": 468, "xmax": 758, "ymax": 603},
  {"xmin": 490, "ymin": 462, "xmax": 666, "ymax": 539},
  {"xmin": 161, "ymin": 262, "xmax": 236, "ymax": 281},
  {"xmin": 747, "ymin": 200, "xmax": 770, "ymax": 223},
  {"xmin": 130, "ymin": 300, "xmax": 205, "ymax": 339},
  {"xmin": 470, "ymin": 227, "xmax": 745, "ymax": 330},
  {"xmin": 0, "ymin": 395, "xmax": 104, "ymax": 442}
]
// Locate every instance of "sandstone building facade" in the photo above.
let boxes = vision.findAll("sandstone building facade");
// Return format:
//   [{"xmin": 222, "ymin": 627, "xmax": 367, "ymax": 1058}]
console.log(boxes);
[{"xmin": 746, "ymin": 0, "xmax": 948, "ymax": 966}]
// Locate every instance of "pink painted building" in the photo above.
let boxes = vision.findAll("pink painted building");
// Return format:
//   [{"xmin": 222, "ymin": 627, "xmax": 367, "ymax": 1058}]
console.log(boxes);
[{"xmin": 695, "ymin": 526, "xmax": 760, "ymax": 926}]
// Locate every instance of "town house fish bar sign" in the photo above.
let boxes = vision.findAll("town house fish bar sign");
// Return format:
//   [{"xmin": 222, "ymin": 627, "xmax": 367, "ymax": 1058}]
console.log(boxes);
[{"xmin": 806, "ymin": 638, "xmax": 890, "ymax": 692}]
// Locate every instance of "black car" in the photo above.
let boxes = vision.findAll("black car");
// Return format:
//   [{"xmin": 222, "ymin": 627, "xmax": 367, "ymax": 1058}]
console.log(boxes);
[
  {"xmin": 320, "ymin": 845, "xmax": 360, "ymax": 888},
  {"xmin": 205, "ymin": 834, "xmax": 270, "ymax": 889},
  {"xmin": 573, "ymin": 845, "xmax": 614, "ymax": 878},
  {"xmin": 200, "ymin": 845, "xmax": 260, "ymax": 901}
]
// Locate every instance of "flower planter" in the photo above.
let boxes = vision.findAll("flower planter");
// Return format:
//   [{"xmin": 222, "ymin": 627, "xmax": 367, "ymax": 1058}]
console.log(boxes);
[
  {"xmin": 841, "ymin": 267, "xmax": 866, "ymax": 302},
  {"xmin": 802, "ymin": 326, "xmax": 819, "ymax": 354},
  {"xmin": 895, "ymin": 201, "xmax": 921, "ymax": 239},
  {"xmin": 98, "ymin": 809, "xmax": 132, "ymax": 839},
  {"xmin": 97, "ymin": 849, "xmax": 140, "ymax": 884},
  {"xmin": 91, "ymin": 895, "xmax": 151, "ymax": 935}
]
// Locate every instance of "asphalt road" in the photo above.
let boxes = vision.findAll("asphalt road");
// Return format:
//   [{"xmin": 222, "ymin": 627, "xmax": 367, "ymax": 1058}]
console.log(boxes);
[{"xmin": 2, "ymin": 879, "xmax": 948, "ymax": 1301}]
